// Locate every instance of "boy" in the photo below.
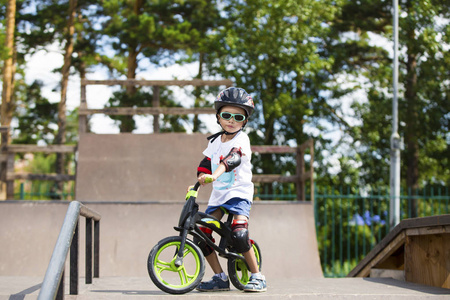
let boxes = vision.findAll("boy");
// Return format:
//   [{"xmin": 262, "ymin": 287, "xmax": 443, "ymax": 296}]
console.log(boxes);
[{"xmin": 195, "ymin": 87, "xmax": 266, "ymax": 292}]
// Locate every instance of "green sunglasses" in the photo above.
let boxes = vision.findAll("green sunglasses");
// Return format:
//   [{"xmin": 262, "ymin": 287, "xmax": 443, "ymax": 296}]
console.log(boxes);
[{"xmin": 219, "ymin": 112, "xmax": 246, "ymax": 122}]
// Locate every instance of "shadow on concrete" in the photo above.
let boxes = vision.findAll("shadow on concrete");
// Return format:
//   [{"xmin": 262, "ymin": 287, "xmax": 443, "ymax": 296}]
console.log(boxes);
[
  {"xmin": 8, "ymin": 283, "xmax": 42, "ymax": 300},
  {"xmin": 90, "ymin": 289, "xmax": 165, "ymax": 296},
  {"xmin": 363, "ymin": 278, "xmax": 450, "ymax": 295}
]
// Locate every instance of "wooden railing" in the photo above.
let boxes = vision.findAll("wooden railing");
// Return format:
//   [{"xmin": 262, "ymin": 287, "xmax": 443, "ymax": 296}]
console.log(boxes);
[
  {"xmin": 0, "ymin": 126, "xmax": 76, "ymax": 199},
  {"xmin": 251, "ymin": 139, "xmax": 314, "ymax": 201},
  {"xmin": 1, "ymin": 78, "xmax": 314, "ymax": 201},
  {"xmin": 78, "ymin": 78, "xmax": 232, "ymax": 133}
]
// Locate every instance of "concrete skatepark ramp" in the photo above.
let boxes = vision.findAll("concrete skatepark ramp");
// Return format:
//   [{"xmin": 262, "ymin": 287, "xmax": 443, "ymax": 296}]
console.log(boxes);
[
  {"xmin": 0, "ymin": 200, "xmax": 321, "ymax": 279},
  {"xmin": 0, "ymin": 132, "xmax": 324, "ymax": 298},
  {"xmin": 75, "ymin": 133, "xmax": 213, "ymax": 202},
  {"xmin": 73, "ymin": 132, "xmax": 323, "ymax": 278},
  {"xmin": 1, "ymin": 133, "xmax": 450, "ymax": 298}
]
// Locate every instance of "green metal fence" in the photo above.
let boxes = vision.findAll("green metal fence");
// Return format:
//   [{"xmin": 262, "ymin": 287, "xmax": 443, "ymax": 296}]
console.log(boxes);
[
  {"xmin": 314, "ymin": 185, "xmax": 450, "ymax": 277},
  {"xmin": 255, "ymin": 183, "xmax": 449, "ymax": 277},
  {"xmin": 14, "ymin": 181, "xmax": 75, "ymax": 200}
]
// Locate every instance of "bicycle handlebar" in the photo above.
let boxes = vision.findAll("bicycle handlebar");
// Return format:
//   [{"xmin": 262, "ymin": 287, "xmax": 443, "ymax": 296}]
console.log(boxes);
[
  {"xmin": 192, "ymin": 182, "xmax": 201, "ymax": 191},
  {"xmin": 186, "ymin": 176, "xmax": 214, "ymax": 200},
  {"xmin": 193, "ymin": 175, "xmax": 214, "ymax": 191}
]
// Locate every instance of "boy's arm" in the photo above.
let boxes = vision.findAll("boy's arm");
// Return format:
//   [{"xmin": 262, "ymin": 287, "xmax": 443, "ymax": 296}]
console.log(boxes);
[
  {"xmin": 197, "ymin": 156, "xmax": 212, "ymax": 176},
  {"xmin": 198, "ymin": 164, "xmax": 226, "ymax": 185},
  {"xmin": 198, "ymin": 147, "xmax": 242, "ymax": 185}
]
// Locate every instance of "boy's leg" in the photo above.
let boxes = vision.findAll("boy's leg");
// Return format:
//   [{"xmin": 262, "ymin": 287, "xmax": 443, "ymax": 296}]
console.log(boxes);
[
  {"xmin": 234, "ymin": 216, "xmax": 260, "ymax": 274},
  {"xmin": 234, "ymin": 215, "xmax": 267, "ymax": 292},
  {"xmin": 205, "ymin": 251, "xmax": 224, "ymax": 274},
  {"xmin": 197, "ymin": 209, "xmax": 230, "ymax": 292},
  {"xmin": 242, "ymin": 246, "xmax": 260, "ymax": 273},
  {"xmin": 206, "ymin": 208, "xmax": 225, "ymax": 273}
]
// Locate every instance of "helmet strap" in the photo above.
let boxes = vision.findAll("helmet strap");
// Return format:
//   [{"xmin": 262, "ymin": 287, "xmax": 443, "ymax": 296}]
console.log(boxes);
[
  {"xmin": 208, "ymin": 114, "xmax": 247, "ymax": 143},
  {"xmin": 207, "ymin": 131, "xmax": 224, "ymax": 143},
  {"xmin": 224, "ymin": 128, "xmax": 242, "ymax": 135},
  {"xmin": 207, "ymin": 128, "xmax": 242, "ymax": 143}
]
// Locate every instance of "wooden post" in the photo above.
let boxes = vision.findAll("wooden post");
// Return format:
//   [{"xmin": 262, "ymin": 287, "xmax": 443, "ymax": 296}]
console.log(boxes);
[
  {"xmin": 79, "ymin": 79, "xmax": 87, "ymax": 134},
  {"xmin": 153, "ymin": 86, "xmax": 160, "ymax": 133},
  {"xmin": 0, "ymin": 127, "xmax": 8, "ymax": 200},
  {"xmin": 309, "ymin": 139, "xmax": 315, "ymax": 204},
  {"xmin": 405, "ymin": 233, "xmax": 450, "ymax": 288},
  {"xmin": 6, "ymin": 153, "xmax": 14, "ymax": 199},
  {"xmin": 295, "ymin": 139, "xmax": 314, "ymax": 202},
  {"xmin": 296, "ymin": 147, "xmax": 305, "ymax": 200},
  {"xmin": 0, "ymin": 127, "xmax": 14, "ymax": 199}
]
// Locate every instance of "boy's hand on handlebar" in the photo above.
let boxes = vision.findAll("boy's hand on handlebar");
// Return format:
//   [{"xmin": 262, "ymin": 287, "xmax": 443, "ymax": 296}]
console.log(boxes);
[
  {"xmin": 185, "ymin": 185, "xmax": 197, "ymax": 200},
  {"xmin": 198, "ymin": 174, "xmax": 214, "ymax": 185}
]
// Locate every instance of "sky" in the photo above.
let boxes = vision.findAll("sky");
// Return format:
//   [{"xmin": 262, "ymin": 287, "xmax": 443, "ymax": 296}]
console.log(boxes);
[
  {"xmin": 23, "ymin": 43, "xmax": 219, "ymax": 134},
  {"xmin": 20, "ymin": 37, "xmax": 395, "ymax": 175},
  {"xmin": 21, "ymin": 43, "xmax": 357, "ymax": 174}
]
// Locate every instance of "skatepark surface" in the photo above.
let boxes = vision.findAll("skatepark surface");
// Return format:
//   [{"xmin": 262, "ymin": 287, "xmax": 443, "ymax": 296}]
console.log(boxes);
[{"xmin": 2, "ymin": 276, "xmax": 450, "ymax": 299}]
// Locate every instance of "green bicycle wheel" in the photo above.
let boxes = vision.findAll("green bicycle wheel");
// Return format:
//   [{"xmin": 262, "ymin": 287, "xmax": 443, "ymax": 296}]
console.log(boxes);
[
  {"xmin": 148, "ymin": 236, "xmax": 205, "ymax": 294},
  {"xmin": 227, "ymin": 241, "xmax": 262, "ymax": 290}
]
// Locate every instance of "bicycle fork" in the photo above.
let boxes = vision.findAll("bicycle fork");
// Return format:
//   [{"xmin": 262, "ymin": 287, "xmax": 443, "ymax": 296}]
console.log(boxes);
[
  {"xmin": 175, "ymin": 207, "xmax": 198, "ymax": 267},
  {"xmin": 174, "ymin": 229, "xmax": 188, "ymax": 267}
]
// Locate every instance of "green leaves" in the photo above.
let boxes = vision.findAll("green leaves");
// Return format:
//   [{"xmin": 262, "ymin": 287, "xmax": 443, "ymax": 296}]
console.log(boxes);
[{"xmin": 5, "ymin": 0, "xmax": 449, "ymax": 191}]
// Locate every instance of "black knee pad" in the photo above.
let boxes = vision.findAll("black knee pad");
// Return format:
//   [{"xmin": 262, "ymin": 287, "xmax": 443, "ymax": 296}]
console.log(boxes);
[
  {"xmin": 194, "ymin": 227, "xmax": 215, "ymax": 256},
  {"xmin": 231, "ymin": 219, "xmax": 251, "ymax": 253}
]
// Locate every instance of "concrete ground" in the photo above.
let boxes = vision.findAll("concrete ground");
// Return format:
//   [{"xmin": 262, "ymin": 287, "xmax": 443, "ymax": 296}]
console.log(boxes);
[{"xmin": 2, "ymin": 276, "xmax": 450, "ymax": 300}]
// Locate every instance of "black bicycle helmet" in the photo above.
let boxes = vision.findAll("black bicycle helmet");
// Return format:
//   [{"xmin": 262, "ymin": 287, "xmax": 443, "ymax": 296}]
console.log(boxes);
[
  {"xmin": 215, "ymin": 87, "xmax": 254, "ymax": 117},
  {"xmin": 207, "ymin": 87, "xmax": 255, "ymax": 142}
]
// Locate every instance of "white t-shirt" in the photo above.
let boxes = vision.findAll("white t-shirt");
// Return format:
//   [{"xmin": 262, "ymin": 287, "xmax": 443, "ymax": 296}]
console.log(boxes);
[{"xmin": 203, "ymin": 131, "xmax": 254, "ymax": 206}]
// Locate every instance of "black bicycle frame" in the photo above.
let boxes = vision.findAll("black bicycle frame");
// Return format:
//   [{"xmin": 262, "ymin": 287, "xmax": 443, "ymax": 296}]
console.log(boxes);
[{"xmin": 174, "ymin": 182, "xmax": 247, "ymax": 267}]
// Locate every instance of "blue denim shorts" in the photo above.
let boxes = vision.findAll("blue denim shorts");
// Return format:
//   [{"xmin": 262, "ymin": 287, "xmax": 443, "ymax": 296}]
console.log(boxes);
[{"xmin": 205, "ymin": 198, "xmax": 252, "ymax": 218}]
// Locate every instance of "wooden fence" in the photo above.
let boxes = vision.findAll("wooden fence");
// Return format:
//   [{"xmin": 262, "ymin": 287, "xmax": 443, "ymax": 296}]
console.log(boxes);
[{"xmin": 0, "ymin": 79, "xmax": 314, "ymax": 201}]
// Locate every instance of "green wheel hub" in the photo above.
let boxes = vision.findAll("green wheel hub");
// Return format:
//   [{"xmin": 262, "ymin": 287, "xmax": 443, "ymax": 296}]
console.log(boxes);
[{"xmin": 153, "ymin": 241, "xmax": 201, "ymax": 288}]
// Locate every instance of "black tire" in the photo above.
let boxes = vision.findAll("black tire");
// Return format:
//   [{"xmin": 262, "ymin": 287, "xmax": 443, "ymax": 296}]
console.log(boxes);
[
  {"xmin": 227, "ymin": 241, "xmax": 262, "ymax": 290},
  {"xmin": 147, "ymin": 236, "xmax": 205, "ymax": 294}
]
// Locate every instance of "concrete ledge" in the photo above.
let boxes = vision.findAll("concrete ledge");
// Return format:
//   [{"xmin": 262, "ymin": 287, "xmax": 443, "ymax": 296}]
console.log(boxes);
[{"xmin": 0, "ymin": 201, "xmax": 322, "ymax": 280}]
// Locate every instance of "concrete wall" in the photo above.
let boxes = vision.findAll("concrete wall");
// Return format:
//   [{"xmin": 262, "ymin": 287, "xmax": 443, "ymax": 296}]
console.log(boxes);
[
  {"xmin": 0, "ymin": 201, "xmax": 322, "ymax": 281},
  {"xmin": 76, "ymin": 133, "xmax": 212, "ymax": 202}
]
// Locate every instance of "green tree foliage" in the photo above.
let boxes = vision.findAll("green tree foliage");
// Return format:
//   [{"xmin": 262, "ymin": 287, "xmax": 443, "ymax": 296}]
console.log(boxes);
[
  {"xmin": 0, "ymin": 0, "xmax": 8, "ymax": 65},
  {"xmin": 105, "ymin": 87, "xmax": 188, "ymax": 132},
  {"xmin": 96, "ymin": 0, "xmax": 221, "ymax": 132},
  {"xmin": 399, "ymin": 0, "xmax": 450, "ymax": 188},
  {"xmin": 3, "ymin": 0, "xmax": 449, "ymax": 201},
  {"xmin": 203, "ymin": 0, "xmax": 348, "ymax": 193},
  {"xmin": 13, "ymin": 80, "xmax": 58, "ymax": 145},
  {"xmin": 329, "ymin": 0, "xmax": 449, "ymax": 192}
]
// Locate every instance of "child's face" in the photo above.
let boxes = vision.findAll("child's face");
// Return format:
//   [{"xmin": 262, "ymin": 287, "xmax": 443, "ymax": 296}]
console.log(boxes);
[{"xmin": 218, "ymin": 105, "xmax": 247, "ymax": 134}]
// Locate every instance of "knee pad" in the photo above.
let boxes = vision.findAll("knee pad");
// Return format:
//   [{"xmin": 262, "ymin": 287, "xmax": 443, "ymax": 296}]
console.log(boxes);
[
  {"xmin": 231, "ymin": 219, "xmax": 251, "ymax": 253},
  {"xmin": 194, "ymin": 226, "xmax": 215, "ymax": 256}
]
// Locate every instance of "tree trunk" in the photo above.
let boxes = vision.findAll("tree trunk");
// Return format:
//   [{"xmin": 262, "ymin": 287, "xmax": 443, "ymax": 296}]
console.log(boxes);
[
  {"xmin": 55, "ymin": 0, "xmax": 77, "ymax": 199},
  {"xmin": 260, "ymin": 76, "xmax": 278, "ymax": 197},
  {"xmin": 119, "ymin": 48, "xmax": 138, "ymax": 133},
  {"xmin": 404, "ymin": 3, "xmax": 419, "ymax": 217},
  {"xmin": 1, "ymin": 0, "xmax": 16, "ymax": 134},
  {"xmin": 1, "ymin": 0, "xmax": 16, "ymax": 200},
  {"xmin": 193, "ymin": 53, "xmax": 204, "ymax": 133},
  {"xmin": 120, "ymin": 0, "xmax": 143, "ymax": 133}
]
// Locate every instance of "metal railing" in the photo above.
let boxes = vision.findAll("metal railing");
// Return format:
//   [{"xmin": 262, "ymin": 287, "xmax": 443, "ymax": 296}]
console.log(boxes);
[
  {"xmin": 15, "ymin": 181, "xmax": 75, "ymax": 200},
  {"xmin": 38, "ymin": 201, "xmax": 101, "ymax": 300}
]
